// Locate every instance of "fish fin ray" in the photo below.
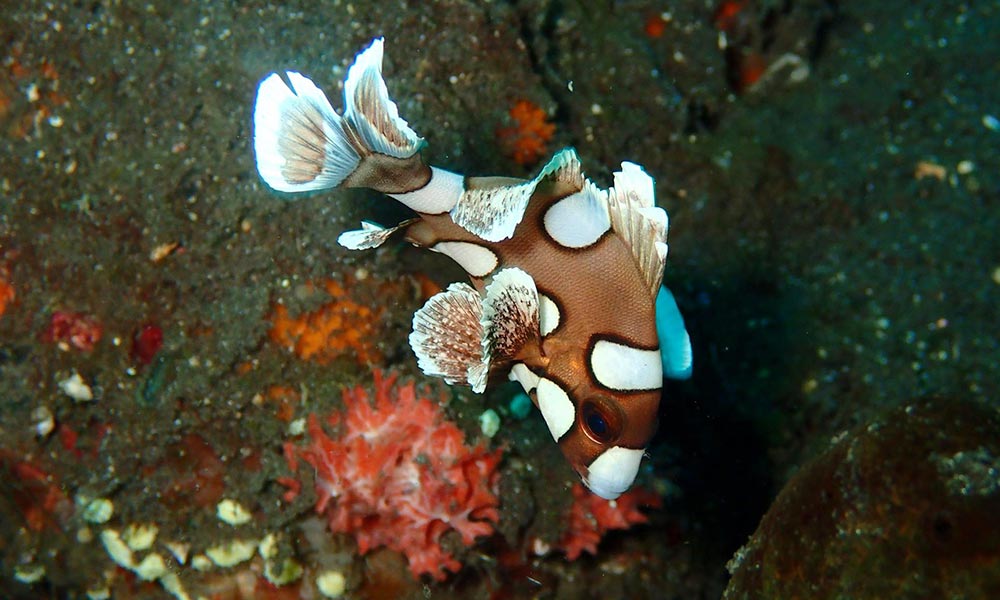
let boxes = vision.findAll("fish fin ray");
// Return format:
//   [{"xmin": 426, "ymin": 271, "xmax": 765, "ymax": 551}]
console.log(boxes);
[
  {"xmin": 253, "ymin": 72, "xmax": 360, "ymax": 193},
  {"xmin": 607, "ymin": 162, "xmax": 669, "ymax": 298},
  {"xmin": 481, "ymin": 268, "xmax": 540, "ymax": 371},
  {"xmin": 537, "ymin": 147, "xmax": 586, "ymax": 190},
  {"xmin": 336, "ymin": 218, "xmax": 418, "ymax": 250},
  {"xmin": 450, "ymin": 180, "xmax": 534, "ymax": 243},
  {"xmin": 450, "ymin": 148, "xmax": 584, "ymax": 242},
  {"xmin": 343, "ymin": 37, "xmax": 424, "ymax": 159},
  {"xmin": 409, "ymin": 283, "xmax": 488, "ymax": 392}
]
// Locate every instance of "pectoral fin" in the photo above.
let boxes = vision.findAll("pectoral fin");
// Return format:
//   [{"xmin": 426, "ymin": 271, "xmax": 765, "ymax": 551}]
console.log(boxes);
[
  {"xmin": 481, "ymin": 267, "xmax": 541, "ymax": 368},
  {"xmin": 409, "ymin": 283, "xmax": 488, "ymax": 392},
  {"xmin": 408, "ymin": 267, "xmax": 542, "ymax": 393}
]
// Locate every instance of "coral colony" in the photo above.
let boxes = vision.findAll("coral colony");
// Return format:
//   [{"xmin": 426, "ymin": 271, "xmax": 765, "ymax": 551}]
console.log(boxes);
[{"xmin": 284, "ymin": 372, "xmax": 502, "ymax": 580}]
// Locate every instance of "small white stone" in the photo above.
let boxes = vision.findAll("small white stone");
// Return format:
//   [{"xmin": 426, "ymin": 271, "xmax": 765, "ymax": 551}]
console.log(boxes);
[
  {"xmin": 531, "ymin": 537, "xmax": 551, "ymax": 556},
  {"xmin": 79, "ymin": 497, "xmax": 114, "ymax": 524},
  {"xmin": 316, "ymin": 570, "xmax": 347, "ymax": 598},
  {"xmin": 216, "ymin": 499, "xmax": 252, "ymax": 525},
  {"xmin": 163, "ymin": 541, "xmax": 190, "ymax": 565},
  {"xmin": 14, "ymin": 563, "xmax": 46, "ymax": 584},
  {"xmin": 159, "ymin": 572, "xmax": 191, "ymax": 600},
  {"xmin": 77, "ymin": 527, "xmax": 94, "ymax": 543},
  {"xmin": 258, "ymin": 533, "xmax": 278, "ymax": 559},
  {"xmin": 32, "ymin": 405, "xmax": 55, "ymax": 437},
  {"xmin": 100, "ymin": 529, "xmax": 135, "ymax": 569},
  {"xmin": 288, "ymin": 417, "xmax": 306, "ymax": 436},
  {"xmin": 190, "ymin": 554, "xmax": 213, "ymax": 571},
  {"xmin": 85, "ymin": 587, "xmax": 111, "ymax": 600},
  {"xmin": 123, "ymin": 522, "xmax": 159, "ymax": 551},
  {"xmin": 134, "ymin": 553, "xmax": 167, "ymax": 581},
  {"xmin": 205, "ymin": 539, "xmax": 257, "ymax": 567},
  {"xmin": 479, "ymin": 409, "xmax": 500, "ymax": 438},
  {"xmin": 264, "ymin": 557, "xmax": 304, "ymax": 586},
  {"xmin": 59, "ymin": 371, "xmax": 94, "ymax": 402}
]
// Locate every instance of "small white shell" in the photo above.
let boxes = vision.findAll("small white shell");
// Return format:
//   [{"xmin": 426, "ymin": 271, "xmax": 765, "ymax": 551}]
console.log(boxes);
[{"xmin": 31, "ymin": 406, "xmax": 55, "ymax": 437}]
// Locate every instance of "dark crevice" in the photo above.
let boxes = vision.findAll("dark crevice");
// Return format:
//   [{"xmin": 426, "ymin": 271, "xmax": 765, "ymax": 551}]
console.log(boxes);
[
  {"xmin": 808, "ymin": 0, "xmax": 841, "ymax": 63},
  {"xmin": 505, "ymin": 0, "xmax": 574, "ymax": 129}
]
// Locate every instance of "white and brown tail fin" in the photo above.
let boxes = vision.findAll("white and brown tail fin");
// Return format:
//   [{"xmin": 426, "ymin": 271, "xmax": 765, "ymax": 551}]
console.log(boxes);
[
  {"xmin": 253, "ymin": 70, "xmax": 360, "ymax": 192},
  {"xmin": 253, "ymin": 38, "xmax": 428, "ymax": 195}
]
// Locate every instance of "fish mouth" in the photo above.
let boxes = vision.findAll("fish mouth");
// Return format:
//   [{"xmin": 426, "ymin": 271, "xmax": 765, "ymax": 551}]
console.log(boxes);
[
  {"xmin": 581, "ymin": 446, "xmax": 645, "ymax": 500},
  {"xmin": 581, "ymin": 475, "xmax": 629, "ymax": 500}
]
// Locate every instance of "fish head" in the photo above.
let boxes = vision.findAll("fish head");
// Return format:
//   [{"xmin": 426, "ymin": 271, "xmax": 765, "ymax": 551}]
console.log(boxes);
[{"xmin": 525, "ymin": 337, "xmax": 663, "ymax": 500}]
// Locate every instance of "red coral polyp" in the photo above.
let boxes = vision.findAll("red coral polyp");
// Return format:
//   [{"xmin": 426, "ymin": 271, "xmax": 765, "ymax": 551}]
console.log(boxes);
[
  {"xmin": 558, "ymin": 482, "xmax": 662, "ymax": 560},
  {"xmin": 132, "ymin": 323, "xmax": 164, "ymax": 365},
  {"xmin": 293, "ymin": 371, "xmax": 502, "ymax": 581},
  {"xmin": 42, "ymin": 310, "xmax": 103, "ymax": 352}
]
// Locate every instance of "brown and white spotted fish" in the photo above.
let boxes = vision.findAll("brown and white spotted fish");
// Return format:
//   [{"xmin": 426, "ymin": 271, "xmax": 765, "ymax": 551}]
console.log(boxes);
[{"xmin": 253, "ymin": 38, "xmax": 691, "ymax": 499}]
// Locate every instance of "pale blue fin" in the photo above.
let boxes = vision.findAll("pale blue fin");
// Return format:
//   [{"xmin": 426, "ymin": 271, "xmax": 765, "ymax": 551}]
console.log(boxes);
[{"xmin": 656, "ymin": 285, "xmax": 693, "ymax": 380}]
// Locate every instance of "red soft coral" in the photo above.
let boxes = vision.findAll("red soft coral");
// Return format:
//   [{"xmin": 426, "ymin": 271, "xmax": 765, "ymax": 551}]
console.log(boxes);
[
  {"xmin": 558, "ymin": 483, "xmax": 662, "ymax": 560},
  {"xmin": 292, "ymin": 371, "xmax": 502, "ymax": 580}
]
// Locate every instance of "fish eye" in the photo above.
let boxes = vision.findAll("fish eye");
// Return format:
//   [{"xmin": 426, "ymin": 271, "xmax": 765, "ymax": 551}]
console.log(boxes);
[{"xmin": 581, "ymin": 398, "xmax": 622, "ymax": 444}]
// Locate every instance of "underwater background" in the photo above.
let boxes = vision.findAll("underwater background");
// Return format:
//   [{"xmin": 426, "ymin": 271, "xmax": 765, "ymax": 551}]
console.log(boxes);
[{"xmin": 1, "ymin": 1, "xmax": 998, "ymax": 598}]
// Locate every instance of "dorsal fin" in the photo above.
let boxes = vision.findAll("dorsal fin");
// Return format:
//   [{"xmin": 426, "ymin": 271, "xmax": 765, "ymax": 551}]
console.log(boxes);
[
  {"xmin": 450, "ymin": 148, "xmax": 584, "ymax": 242},
  {"xmin": 606, "ymin": 162, "xmax": 669, "ymax": 298},
  {"xmin": 538, "ymin": 147, "xmax": 586, "ymax": 189}
]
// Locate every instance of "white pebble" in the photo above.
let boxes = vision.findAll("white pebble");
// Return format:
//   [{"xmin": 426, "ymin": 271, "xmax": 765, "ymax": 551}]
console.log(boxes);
[
  {"xmin": 205, "ymin": 539, "xmax": 257, "ymax": 567},
  {"xmin": 32, "ymin": 406, "xmax": 55, "ymax": 437},
  {"xmin": 316, "ymin": 570, "xmax": 347, "ymax": 598},
  {"xmin": 217, "ymin": 498, "xmax": 252, "ymax": 525},
  {"xmin": 59, "ymin": 372, "xmax": 94, "ymax": 402},
  {"xmin": 479, "ymin": 409, "xmax": 500, "ymax": 438},
  {"xmin": 123, "ymin": 522, "xmax": 159, "ymax": 551}
]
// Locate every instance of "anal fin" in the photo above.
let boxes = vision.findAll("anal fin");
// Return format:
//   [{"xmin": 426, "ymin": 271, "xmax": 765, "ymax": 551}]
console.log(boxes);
[{"xmin": 337, "ymin": 218, "xmax": 417, "ymax": 250}]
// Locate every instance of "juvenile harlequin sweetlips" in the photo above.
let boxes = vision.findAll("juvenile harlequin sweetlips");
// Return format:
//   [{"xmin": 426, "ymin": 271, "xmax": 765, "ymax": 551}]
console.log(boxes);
[{"xmin": 252, "ymin": 38, "xmax": 692, "ymax": 499}]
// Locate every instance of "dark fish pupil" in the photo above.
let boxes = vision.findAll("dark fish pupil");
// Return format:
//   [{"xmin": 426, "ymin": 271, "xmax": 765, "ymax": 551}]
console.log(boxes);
[{"xmin": 587, "ymin": 411, "xmax": 608, "ymax": 436}]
